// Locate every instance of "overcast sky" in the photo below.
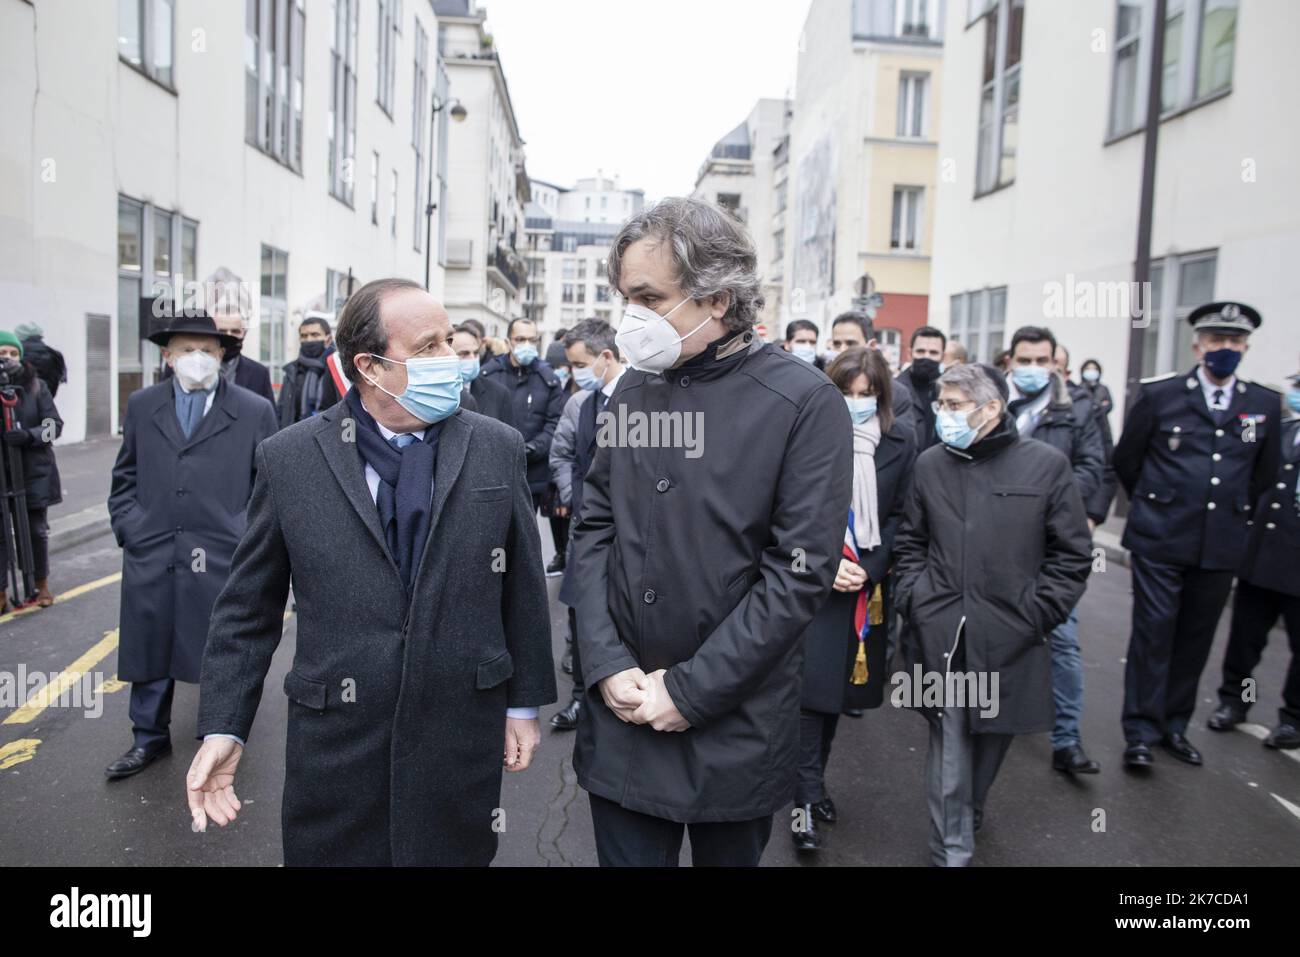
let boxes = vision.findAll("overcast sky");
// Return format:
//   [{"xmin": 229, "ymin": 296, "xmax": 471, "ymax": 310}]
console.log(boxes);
[{"xmin": 480, "ymin": 0, "xmax": 812, "ymax": 202}]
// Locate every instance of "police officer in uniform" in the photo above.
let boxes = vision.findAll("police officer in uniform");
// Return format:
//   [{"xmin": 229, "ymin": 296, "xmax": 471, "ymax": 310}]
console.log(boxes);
[
  {"xmin": 1207, "ymin": 371, "xmax": 1300, "ymax": 749},
  {"xmin": 1114, "ymin": 301, "xmax": 1282, "ymax": 769}
]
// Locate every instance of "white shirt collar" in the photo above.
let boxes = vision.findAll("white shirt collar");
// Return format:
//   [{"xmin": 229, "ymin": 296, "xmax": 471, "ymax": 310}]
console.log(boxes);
[
  {"xmin": 1196, "ymin": 365, "xmax": 1236, "ymax": 410},
  {"xmin": 600, "ymin": 367, "xmax": 626, "ymax": 398},
  {"xmin": 360, "ymin": 398, "xmax": 429, "ymax": 442}
]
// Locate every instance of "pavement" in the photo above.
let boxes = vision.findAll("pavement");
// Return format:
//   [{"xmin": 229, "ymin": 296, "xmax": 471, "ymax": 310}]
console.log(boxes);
[{"xmin": 2, "ymin": 440, "xmax": 1297, "ymax": 866}]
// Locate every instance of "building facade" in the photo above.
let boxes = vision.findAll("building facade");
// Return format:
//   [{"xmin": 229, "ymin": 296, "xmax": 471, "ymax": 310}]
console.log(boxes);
[
  {"xmin": 691, "ymin": 98, "xmax": 791, "ymax": 339},
  {"xmin": 782, "ymin": 0, "xmax": 946, "ymax": 366},
  {"xmin": 1, "ymin": 0, "xmax": 472, "ymax": 441},
  {"xmin": 434, "ymin": 0, "xmax": 529, "ymax": 338},
  {"xmin": 928, "ymin": 0, "xmax": 1297, "ymax": 418},
  {"xmin": 521, "ymin": 174, "xmax": 645, "ymax": 347}
]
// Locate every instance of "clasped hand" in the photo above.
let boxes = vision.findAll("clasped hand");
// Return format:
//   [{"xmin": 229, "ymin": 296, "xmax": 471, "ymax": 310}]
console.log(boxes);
[{"xmin": 599, "ymin": 667, "xmax": 689, "ymax": 732}]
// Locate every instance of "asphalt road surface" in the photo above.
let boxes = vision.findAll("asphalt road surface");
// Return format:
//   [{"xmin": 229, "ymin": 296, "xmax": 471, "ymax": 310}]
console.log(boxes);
[{"xmin": 2, "ymin": 524, "xmax": 1298, "ymax": 867}]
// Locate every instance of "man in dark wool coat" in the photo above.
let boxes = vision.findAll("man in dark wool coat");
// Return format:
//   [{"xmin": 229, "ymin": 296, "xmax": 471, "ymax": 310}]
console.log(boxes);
[
  {"xmin": 570, "ymin": 197, "xmax": 853, "ymax": 866},
  {"xmin": 186, "ymin": 279, "xmax": 556, "ymax": 866},
  {"xmin": 107, "ymin": 313, "xmax": 277, "ymax": 779}
]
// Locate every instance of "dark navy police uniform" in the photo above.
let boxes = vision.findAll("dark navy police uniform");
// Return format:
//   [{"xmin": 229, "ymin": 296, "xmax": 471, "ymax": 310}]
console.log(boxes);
[{"xmin": 1114, "ymin": 302, "xmax": 1282, "ymax": 749}]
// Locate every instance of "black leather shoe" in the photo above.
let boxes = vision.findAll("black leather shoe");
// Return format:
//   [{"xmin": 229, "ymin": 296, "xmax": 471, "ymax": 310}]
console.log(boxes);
[
  {"xmin": 560, "ymin": 649, "xmax": 573, "ymax": 675},
  {"xmin": 105, "ymin": 741, "xmax": 171, "ymax": 780},
  {"xmin": 545, "ymin": 555, "xmax": 566, "ymax": 577},
  {"xmin": 1052, "ymin": 743, "xmax": 1101, "ymax": 774},
  {"xmin": 811, "ymin": 797, "xmax": 837, "ymax": 824},
  {"xmin": 973, "ymin": 806, "xmax": 984, "ymax": 834},
  {"xmin": 1264, "ymin": 723, "xmax": 1300, "ymax": 750},
  {"xmin": 1207, "ymin": 703, "xmax": 1247, "ymax": 731},
  {"xmin": 1123, "ymin": 742, "xmax": 1154, "ymax": 769},
  {"xmin": 549, "ymin": 699, "xmax": 581, "ymax": 731},
  {"xmin": 1160, "ymin": 733, "xmax": 1203, "ymax": 766},
  {"xmin": 843, "ymin": 708, "xmax": 864, "ymax": 719},
  {"xmin": 792, "ymin": 805, "xmax": 821, "ymax": 851}
]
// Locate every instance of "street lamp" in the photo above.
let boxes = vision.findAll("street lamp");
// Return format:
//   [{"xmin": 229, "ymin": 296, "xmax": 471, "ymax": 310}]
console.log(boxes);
[{"xmin": 425, "ymin": 95, "xmax": 467, "ymax": 290}]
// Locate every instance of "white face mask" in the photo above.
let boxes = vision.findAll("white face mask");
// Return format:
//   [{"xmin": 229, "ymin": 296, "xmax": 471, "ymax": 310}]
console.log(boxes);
[
  {"xmin": 615, "ymin": 297, "xmax": 712, "ymax": 374},
  {"xmin": 174, "ymin": 350, "xmax": 220, "ymax": 391}
]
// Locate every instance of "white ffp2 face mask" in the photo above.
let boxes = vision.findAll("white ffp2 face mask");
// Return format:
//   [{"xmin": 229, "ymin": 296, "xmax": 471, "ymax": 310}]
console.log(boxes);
[
  {"xmin": 615, "ymin": 297, "xmax": 711, "ymax": 374},
  {"xmin": 173, "ymin": 351, "xmax": 220, "ymax": 391}
]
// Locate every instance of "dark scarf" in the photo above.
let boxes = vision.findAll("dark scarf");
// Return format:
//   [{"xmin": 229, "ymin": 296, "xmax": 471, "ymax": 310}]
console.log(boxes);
[
  {"xmin": 345, "ymin": 389, "xmax": 442, "ymax": 594},
  {"xmin": 294, "ymin": 351, "xmax": 327, "ymax": 419},
  {"xmin": 942, "ymin": 412, "xmax": 1020, "ymax": 462}
]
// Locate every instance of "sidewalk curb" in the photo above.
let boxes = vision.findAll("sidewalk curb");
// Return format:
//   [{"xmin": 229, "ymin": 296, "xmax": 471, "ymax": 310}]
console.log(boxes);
[
  {"xmin": 48, "ymin": 505, "xmax": 114, "ymax": 556},
  {"xmin": 1093, "ymin": 529, "xmax": 1130, "ymax": 569}
]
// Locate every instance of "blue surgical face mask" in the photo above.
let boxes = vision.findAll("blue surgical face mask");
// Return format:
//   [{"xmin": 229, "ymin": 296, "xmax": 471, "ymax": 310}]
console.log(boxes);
[
  {"xmin": 1203, "ymin": 347, "xmax": 1243, "ymax": 380},
  {"xmin": 935, "ymin": 404, "xmax": 988, "ymax": 450},
  {"xmin": 1082, "ymin": 368, "xmax": 1101, "ymax": 384},
  {"xmin": 791, "ymin": 344, "xmax": 817, "ymax": 364},
  {"xmin": 361, "ymin": 353, "xmax": 462, "ymax": 425},
  {"xmin": 1011, "ymin": 365, "xmax": 1051, "ymax": 395},
  {"xmin": 513, "ymin": 343, "xmax": 539, "ymax": 366},
  {"xmin": 845, "ymin": 396, "xmax": 877, "ymax": 426},
  {"xmin": 822, "ymin": 349, "xmax": 840, "ymax": 365},
  {"xmin": 574, "ymin": 355, "xmax": 608, "ymax": 391},
  {"xmin": 1288, "ymin": 388, "xmax": 1300, "ymax": 415},
  {"xmin": 554, "ymin": 367, "xmax": 570, "ymax": 385},
  {"xmin": 458, "ymin": 356, "xmax": 481, "ymax": 383}
]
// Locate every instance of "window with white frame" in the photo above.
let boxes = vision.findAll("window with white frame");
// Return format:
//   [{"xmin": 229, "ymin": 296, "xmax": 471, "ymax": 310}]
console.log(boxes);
[
  {"xmin": 119, "ymin": 0, "xmax": 174, "ymax": 87},
  {"xmin": 370, "ymin": 151, "xmax": 379, "ymax": 224},
  {"xmin": 260, "ymin": 245, "xmax": 289, "ymax": 387},
  {"xmin": 1139, "ymin": 249, "xmax": 1217, "ymax": 378},
  {"xmin": 897, "ymin": 71, "xmax": 929, "ymax": 137},
  {"xmin": 974, "ymin": 0, "xmax": 1023, "ymax": 195},
  {"xmin": 245, "ymin": 0, "xmax": 305, "ymax": 171},
  {"xmin": 328, "ymin": 0, "xmax": 359, "ymax": 204},
  {"xmin": 390, "ymin": 169, "xmax": 398, "ymax": 237},
  {"xmin": 412, "ymin": 20, "xmax": 428, "ymax": 252},
  {"xmin": 853, "ymin": 0, "xmax": 946, "ymax": 41},
  {"xmin": 1108, "ymin": 0, "xmax": 1236, "ymax": 139},
  {"xmin": 376, "ymin": 0, "xmax": 400, "ymax": 116},
  {"xmin": 891, "ymin": 186, "xmax": 924, "ymax": 251},
  {"xmin": 949, "ymin": 286, "xmax": 1007, "ymax": 363}
]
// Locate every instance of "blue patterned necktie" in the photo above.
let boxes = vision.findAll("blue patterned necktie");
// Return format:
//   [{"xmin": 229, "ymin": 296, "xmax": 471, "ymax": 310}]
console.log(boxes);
[{"xmin": 390, "ymin": 433, "xmax": 417, "ymax": 451}]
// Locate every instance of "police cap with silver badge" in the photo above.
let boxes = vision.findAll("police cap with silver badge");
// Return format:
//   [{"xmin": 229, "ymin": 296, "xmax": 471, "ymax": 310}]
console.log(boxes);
[{"xmin": 1185, "ymin": 300, "xmax": 1261, "ymax": 336}]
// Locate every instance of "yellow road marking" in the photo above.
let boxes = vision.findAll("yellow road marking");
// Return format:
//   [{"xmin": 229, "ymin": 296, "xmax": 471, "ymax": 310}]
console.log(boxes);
[
  {"xmin": 3, "ymin": 630, "xmax": 119, "ymax": 725},
  {"xmin": 0, "ymin": 738, "xmax": 40, "ymax": 769},
  {"xmin": 0, "ymin": 573, "xmax": 122, "ymax": 624}
]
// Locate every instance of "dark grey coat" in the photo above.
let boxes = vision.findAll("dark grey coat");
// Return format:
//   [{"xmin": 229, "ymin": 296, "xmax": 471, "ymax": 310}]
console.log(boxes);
[
  {"xmin": 892, "ymin": 416, "xmax": 1093, "ymax": 735},
  {"xmin": 6, "ymin": 364, "xmax": 64, "ymax": 509},
  {"xmin": 196, "ymin": 402, "xmax": 556, "ymax": 866},
  {"xmin": 109, "ymin": 378, "xmax": 277, "ymax": 683},
  {"xmin": 571, "ymin": 336, "xmax": 853, "ymax": 823}
]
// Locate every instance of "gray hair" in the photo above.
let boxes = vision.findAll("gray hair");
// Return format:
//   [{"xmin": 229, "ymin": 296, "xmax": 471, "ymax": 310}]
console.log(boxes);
[
  {"xmin": 937, "ymin": 362, "xmax": 1003, "ymax": 408},
  {"xmin": 563, "ymin": 318, "xmax": 619, "ymax": 360},
  {"xmin": 607, "ymin": 197, "xmax": 764, "ymax": 332}
]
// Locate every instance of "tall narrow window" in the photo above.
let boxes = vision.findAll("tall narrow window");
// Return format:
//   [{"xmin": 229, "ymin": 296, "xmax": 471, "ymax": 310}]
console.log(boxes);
[
  {"xmin": 245, "ymin": 0, "xmax": 304, "ymax": 171},
  {"xmin": 974, "ymin": 0, "xmax": 1023, "ymax": 195},
  {"xmin": 329, "ymin": 0, "xmax": 359, "ymax": 203},
  {"xmin": 897, "ymin": 72, "xmax": 929, "ymax": 137},
  {"xmin": 118, "ymin": 0, "xmax": 174, "ymax": 87},
  {"xmin": 412, "ymin": 20, "xmax": 428, "ymax": 252},
  {"xmin": 390, "ymin": 170, "xmax": 399, "ymax": 237},
  {"xmin": 370, "ymin": 151, "xmax": 380, "ymax": 224},
  {"xmin": 890, "ymin": 187, "xmax": 923, "ymax": 251},
  {"xmin": 260, "ymin": 244, "xmax": 289, "ymax": 387},
  {"xmin": 376, "ymin": 0, "xmax": 399, "ymax": 115}
]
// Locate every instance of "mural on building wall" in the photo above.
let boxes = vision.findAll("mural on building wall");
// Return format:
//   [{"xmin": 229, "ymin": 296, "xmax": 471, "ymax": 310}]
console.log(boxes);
[{"xmin": 792, "ymin": 134, "xmax": 837, "ymax": 315}]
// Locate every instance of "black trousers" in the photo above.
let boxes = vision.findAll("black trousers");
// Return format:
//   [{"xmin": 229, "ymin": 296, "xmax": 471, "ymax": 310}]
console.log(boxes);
[
  {"xmin": 129, "ymin": 677, "xmax": 176, "ymax": 749},
  {"xmin": 1123, "ymin": 555, "xmax": 1234, "ymax": 744},
  {"xmin": 588, "ymin": 793, "xmax": 773, "ymax": 867},
  {"xmin": 1217, "ymin": 579, "xmax": 1300, "ymax": 727},
  {"xmin": 567, "ymin": 605, "xmax": 584, "ymax": 701},
  {"xmin": 0, "ymin": 506, "xmax": 50, "ymax": 583},
  {"xmin": 795, "ymin": 708, "xmax": 840, "ymax": 805}
]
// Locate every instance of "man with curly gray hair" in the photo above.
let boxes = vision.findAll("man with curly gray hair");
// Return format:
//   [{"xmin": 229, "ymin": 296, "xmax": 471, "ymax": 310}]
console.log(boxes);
[{"xmin": 569, "ymin": 197, "xmax": 853, "ymax": 865}]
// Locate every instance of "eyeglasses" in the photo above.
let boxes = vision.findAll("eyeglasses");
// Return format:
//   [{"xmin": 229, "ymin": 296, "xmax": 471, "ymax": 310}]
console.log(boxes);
[{"xmin": 932, "ymin": 399, "xmax": 984, "ymax": 414}]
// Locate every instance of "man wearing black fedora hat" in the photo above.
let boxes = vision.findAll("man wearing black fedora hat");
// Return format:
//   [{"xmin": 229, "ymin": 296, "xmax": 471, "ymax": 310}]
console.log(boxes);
[
  {"xmin": 1114, "ymin": 301, "xmax": 1282, "ymax": 770},
  {"xmin": 105, "ymin": 311, "xmax": 278, "ymax": 779}
]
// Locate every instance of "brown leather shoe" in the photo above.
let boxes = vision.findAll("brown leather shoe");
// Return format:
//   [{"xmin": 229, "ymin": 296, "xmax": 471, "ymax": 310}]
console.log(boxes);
[{"xmin": 34, "ymin": 580, "xmax": 54, "ymax": 607}]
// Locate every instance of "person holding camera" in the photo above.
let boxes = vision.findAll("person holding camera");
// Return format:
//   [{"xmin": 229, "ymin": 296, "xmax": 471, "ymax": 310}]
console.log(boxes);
[{"xmin": 0, "ymin": 329, "xmax": 63, "ymax": 610}]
